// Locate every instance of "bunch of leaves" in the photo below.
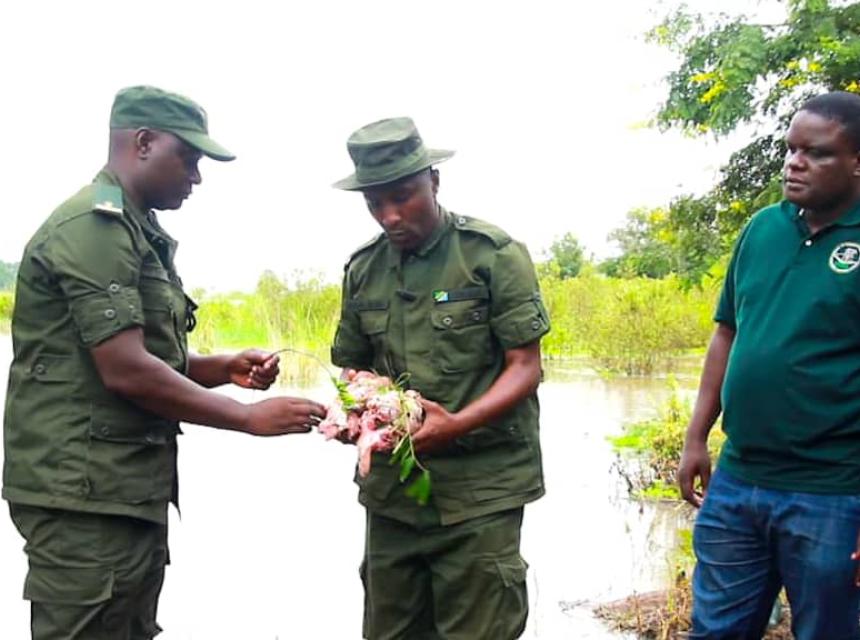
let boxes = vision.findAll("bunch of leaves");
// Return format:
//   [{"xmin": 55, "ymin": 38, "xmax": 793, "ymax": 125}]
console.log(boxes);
[
  {"xmin": 390, "ymin": 435, "xmax": 432, "ymax": 506},
  {"xmin": 329, "ymin": 370, "xmax": 431, "ymax": 506}
]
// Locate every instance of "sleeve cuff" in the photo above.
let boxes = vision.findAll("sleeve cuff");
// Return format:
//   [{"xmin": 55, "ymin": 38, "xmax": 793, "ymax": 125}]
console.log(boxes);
[{"xmin": 69, "ymin": 285, "xmax": 145, "ymax": 347}]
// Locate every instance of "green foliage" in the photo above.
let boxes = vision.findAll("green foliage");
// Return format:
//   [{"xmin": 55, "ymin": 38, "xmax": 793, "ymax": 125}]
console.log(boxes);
[
  {"xmin": 190, "ymin": 271, "xmax": 341, "ymax": 384},
  {"xmin": 544, "ymin": 232, "xmax": 587, "ymax": 279},
  {"xmin": 404, "ymin": 469, "xmax": 432, "ymax": 506},
  {"xmin": 601, "ymin": 208, "xmax": 675, "ymax": 279},
  {"xmin": 190, "ymin": 266, "xmax": 716, "ymax": 379},
  {"xmin": 542, "ymin": 270, "xmax": 717, "ymax": 374},
  {"xmin": 0, "ymin": 290, "xmax": 13, "ymax": 331},
  {"xmin": 607, "ymin": 1, "xmax": 860, "ymax": 284},
  {"xmin": 609, "ymin": 378, "xmax": 725, "ymax": 499},
  {"xmin": 334, "ymin": 377, "xmax": 358, "ymax": 410},
  {"xmin": 0, "ymin": 261, "xmax": 18, "ymax": 291},
  {"xmin": 391, "ymin": 433, "xmax": 432, "ymax": 506},
  {"xmin": 651, "ymin": 0, "xmax": 860, "ymax": 136}
]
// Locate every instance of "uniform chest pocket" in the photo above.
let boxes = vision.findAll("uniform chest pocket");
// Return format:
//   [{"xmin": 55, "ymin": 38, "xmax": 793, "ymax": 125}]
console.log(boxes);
[
  {"xmin": 430, "ymin": 305, "xmax": 493, "ymax": 373},
  {"xmin": 138, "ymin": 265, "xmax": 188, "ymax": 371},
  {"xmin": 358, "ymin": 309, "xmax": 391, "ymax": 375}
]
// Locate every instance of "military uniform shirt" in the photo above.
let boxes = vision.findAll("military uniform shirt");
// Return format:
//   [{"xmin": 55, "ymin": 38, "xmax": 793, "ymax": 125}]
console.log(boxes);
[
  {"xmin": 332, "ymin": 208, "xmax": 550, "ymax": 525},
  {"xmin": 3, "ymin": 169, "xmax": 193, "ymax": 524}
]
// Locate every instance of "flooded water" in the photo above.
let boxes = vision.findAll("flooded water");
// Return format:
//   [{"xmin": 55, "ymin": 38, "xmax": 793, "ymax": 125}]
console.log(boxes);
[{"xmin": 0, "ymin": 341, "xmax": 696, "ymax": 639}]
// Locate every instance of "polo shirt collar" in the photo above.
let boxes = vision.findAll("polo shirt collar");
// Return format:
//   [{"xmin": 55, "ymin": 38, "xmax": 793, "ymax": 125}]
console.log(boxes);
[{"xmin": 781, "ymin": 198, "xmax": 860, "ymax": 229}]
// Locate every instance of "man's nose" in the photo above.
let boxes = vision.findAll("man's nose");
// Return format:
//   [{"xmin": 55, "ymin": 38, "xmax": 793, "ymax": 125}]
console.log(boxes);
[
  {"xmin": 785, "ymin": 149, "xmax": 807, "ymax": 171},
  {"xmin": 379, "ymin": 204, "xmax": 401, "ymax": 227}
]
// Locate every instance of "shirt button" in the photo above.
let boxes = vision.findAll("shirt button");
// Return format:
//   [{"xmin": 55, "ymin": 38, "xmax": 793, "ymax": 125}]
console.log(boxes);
[
  {"xmin": 804, "ymin": 239, "xmax": 813, "ymax": 247},
  {"xmin": 33, "ymin": 363, "xmax": 46, "ymax": 375},
  {"xmin": 100, "ymin": 426, "xmax": 110, "ymax": 436},
  {"xmin": 531, "ymin": 319, "xmax": 541, "ymax": 330},
  {"xmin": 108, "ymin": 282, "xmax": 121, "ymax": 293},
  {"xmin": 442, "ymin": 316, "xmax": 454, "ymax": 327},
  {"xmin": 145, "ymin": 434, "xmax": 155, "ymax": 444},
  {"xmin": 472, "ymin": 311, "xmax": 482, "ymax": 321},
  {"xmin": 104, "ymin": 308, "xmax": 117, "ymax": 319},
  {"xmin": 457, "ymin": 216, "xmax": 467, "ymax": 225}
]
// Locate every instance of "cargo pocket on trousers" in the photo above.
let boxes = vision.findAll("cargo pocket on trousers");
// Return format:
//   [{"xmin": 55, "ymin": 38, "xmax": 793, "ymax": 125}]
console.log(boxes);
[
  {"xmin": 483, "ymin": 554, "xmax": 529, "ymax": 639},
  {"xmin": 24, "ymin": 564, "xmax": 114, "ymax": 605}
]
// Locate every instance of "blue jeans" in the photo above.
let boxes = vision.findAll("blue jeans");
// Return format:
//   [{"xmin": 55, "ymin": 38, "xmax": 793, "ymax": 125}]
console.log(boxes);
[{"xmin": 691, "ymin": 469, "xmax": 860, "ymax": 640}]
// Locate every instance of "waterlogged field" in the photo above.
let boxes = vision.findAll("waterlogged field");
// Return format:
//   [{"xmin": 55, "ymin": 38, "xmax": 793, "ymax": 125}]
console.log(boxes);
[
  {"xmin": 0, "ymin": 272, "xmax": 711, "ymax": 637},
  {"xmin": 0, "ymin": 339, "xmax": 697, "ymax": 639}
]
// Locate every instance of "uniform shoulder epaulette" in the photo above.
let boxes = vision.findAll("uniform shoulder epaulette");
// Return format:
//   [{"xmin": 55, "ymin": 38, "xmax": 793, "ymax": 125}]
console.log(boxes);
[
  {"xmin": 344, "ymin": 233, "xmax": 385, "ymax": 268},
  {"xmin": 92, "ymin": 183, "xmax": 124, "ymax": 216},
  {"xmin": 451, "ymin": 213, "xmax": 511, "ymax": 249}
]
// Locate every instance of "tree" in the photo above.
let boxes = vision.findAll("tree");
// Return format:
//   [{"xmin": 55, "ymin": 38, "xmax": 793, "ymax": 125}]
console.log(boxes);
[
  {"xmin": 546, "ymin": 233, "xmax": 587, "ymax": 279},
  {"xmin": 601, "ymin": 208, "xmax": 675, "ymax": 279},
  {"xmin": 605, "ymin": 1, "xmax": 860, "ymax": 285},
  {"xmin": 652, "ymin": 0, "xmax": 860, "ymax": 137},
  {"xmin": 652, "ymin": 0, "xmax": 860, "ymax": 237}
]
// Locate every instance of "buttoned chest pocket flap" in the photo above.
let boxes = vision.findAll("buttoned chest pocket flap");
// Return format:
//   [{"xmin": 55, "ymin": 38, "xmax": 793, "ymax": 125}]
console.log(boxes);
[
  {"xmin": 139, "ymin": 263, "xmax": 175, "ymax": 313},
  {"xmin": 354, "ymin": 302, "xmax": 390, "ymax": 373},
  {"xmin": 87, "ymin": 403, "xmax": 180, "ymax": 504},
  {"xmin": 431, "ymin": 301, "xmax": 493, "ymax": 373},
  {"xmin": 139, "ymin": 263, "xmax": 186, "ymax": 364}
]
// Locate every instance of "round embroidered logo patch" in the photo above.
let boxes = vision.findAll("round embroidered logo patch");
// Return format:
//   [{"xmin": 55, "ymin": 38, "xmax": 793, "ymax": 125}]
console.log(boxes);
[{"xmin": 829, "ymin": 242, "xmax": 860, "ymax": 274}]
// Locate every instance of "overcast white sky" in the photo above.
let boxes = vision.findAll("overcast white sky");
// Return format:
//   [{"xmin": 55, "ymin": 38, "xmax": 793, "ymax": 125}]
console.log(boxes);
[{"xmin": 0, "ymin": 0, "xmax": 785, "ymax": 292}]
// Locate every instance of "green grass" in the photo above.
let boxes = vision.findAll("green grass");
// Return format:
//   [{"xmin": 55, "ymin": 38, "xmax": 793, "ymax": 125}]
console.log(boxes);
[
  {"xmin": 1, "ymin": 269, "xmax": 719, "ymax": 380},
  {"xmin": 609, "ymin": 377, "xmax": 725, "ymax": 500}
]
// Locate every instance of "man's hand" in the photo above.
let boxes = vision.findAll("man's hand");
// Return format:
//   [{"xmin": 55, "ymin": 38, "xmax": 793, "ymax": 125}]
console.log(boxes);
[
  {"xmin": 678, "ymin": 439, "xmax": 712, "ymax": 508},
  {"xmin": 411, "ymin": 399, "xmax": 462, "ymax": 454},
  {"xmin": 228, "ymin": 350, "xmax": 280, "ymax": 389},
  {"xmin": 244, "ymin": 397, "xmax": 326, "ymax": 437}
]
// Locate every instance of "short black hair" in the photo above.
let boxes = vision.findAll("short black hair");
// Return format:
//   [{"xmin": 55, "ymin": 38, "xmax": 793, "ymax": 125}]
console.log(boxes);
[{"xmin": 800, "ymin": 91, "xmax": 860, "ymax": 151}]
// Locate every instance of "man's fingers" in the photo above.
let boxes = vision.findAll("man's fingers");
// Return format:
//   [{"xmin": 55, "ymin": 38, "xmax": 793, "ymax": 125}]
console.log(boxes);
[
  {"xmin": 678, "ymin": 469, "xmax": 701, "ymax": 508},
  {"xmin": 287, "ymin": 424, "xmax": 313, "ymax": 434},
  {"xmin": 700, "ymin": 464, "xmax": 712, "ymax": 495},
  {"xmin": 306, "ymin": 401, "xmax": 327, "ymax": 417}
]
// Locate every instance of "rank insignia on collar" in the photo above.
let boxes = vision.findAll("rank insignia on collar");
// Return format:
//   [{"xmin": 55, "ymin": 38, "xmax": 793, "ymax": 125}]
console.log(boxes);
[{"xmin": 95, "ymin": 199, "xmax": 123, "ymax": 214}]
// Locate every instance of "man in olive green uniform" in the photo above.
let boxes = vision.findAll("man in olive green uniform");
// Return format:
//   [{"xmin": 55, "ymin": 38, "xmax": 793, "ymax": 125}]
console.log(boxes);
[
  {"xmin": 331, "ymin": 117, "xmax": 550, "ymax": 640},
  {"xmin": 3, "ymin": 86, "xmax": 325, "ymax": 639}
]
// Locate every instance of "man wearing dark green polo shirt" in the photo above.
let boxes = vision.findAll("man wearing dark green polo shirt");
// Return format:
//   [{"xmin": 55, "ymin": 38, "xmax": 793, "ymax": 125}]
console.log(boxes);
[
  {"xmin": 3, "ymin": 86, "xmax": 325, "ymax": 639},
  {"xmin": 679, "ymin": 91, "xmax": 860, "ymax": 639},
  {"xmin": 331, "ymin": 117, "xmax": 550, "ymax": 640}
]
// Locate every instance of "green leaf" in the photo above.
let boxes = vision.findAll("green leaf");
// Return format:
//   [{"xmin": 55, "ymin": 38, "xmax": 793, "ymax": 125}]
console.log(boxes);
[
  {"xmin": 399, "ymin": 455, "xmax": 416, "ymax": 482},
  {"xmin": 405, "ymin": 470, "xmax": 432, "ymax": 506},
  {"xmin": 332, "ymin": 376, "xmax": 357, "ymax": 410}
]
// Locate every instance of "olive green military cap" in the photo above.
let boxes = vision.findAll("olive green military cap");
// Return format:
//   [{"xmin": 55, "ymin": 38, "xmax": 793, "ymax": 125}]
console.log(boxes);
[
  {"xmin": 333, "ymin": 117, "xmax": 453, "ymax": 190},
  {"xmin": 110, "ymin": 85, "xmax": 235, "ymax": 162}
]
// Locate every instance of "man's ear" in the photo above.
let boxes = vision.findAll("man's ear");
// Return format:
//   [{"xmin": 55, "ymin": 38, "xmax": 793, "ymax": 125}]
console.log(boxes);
[
  {"xmin": 430, "ymin": 168, "xmax": 440, "ymax": 195},
  {"xmin": 134, "ymin": 128, "xmax": 156, "ymax": 160}
]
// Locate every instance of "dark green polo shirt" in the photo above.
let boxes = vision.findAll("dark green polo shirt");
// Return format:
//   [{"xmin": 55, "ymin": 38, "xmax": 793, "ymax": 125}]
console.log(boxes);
[
  {"xmin": 718, "ymin": 199, "xmax": 860, "ymax": 493},
  {"xmin": 332, "ymin": 208, "xmax": 550, "ymax": 525}
]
